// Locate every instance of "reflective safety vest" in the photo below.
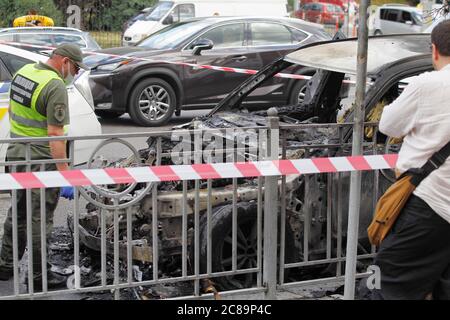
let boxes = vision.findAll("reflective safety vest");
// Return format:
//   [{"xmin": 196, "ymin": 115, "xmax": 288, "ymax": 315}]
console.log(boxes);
[{"xmin": 9, "ymin": 63, "xmax": 64, "ymax": 142}]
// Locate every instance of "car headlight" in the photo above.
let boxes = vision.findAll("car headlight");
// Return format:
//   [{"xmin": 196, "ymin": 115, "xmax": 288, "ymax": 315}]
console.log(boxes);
[
  {"xmin": 74, "ymin": 71, "xmax": 95, "ymax": 110},
  {"xmin": 96, "ymin": 60, "xmax": 131, "ymax": 72}
]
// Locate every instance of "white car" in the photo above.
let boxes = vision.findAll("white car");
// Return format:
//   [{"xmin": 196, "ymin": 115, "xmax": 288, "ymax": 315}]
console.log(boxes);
[
  {"xmin": 369, "ymin": 4, "xmax": 423, "ymax": 36},
  {"xmin": 0, "ymin": 27, "xmax": 101, "ymax": 52},
  {"xmin": 0, "ymin": 44, "xmax": 102, "ymax": 172}
]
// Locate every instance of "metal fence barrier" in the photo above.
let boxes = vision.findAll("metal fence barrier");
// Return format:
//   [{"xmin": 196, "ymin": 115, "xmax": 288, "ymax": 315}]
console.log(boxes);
[{"xmin": 0, "ymin": 115, "xmax": 395, "ymax": 300}]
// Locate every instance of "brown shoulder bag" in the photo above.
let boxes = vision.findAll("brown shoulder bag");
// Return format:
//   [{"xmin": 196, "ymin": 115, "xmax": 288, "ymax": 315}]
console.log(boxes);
[{"xmin": 368, "ymin": 140, "xmax": 450, "ymax": 246}]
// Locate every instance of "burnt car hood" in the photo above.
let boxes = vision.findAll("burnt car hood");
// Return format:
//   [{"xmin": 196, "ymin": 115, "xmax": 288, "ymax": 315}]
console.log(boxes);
[{"xmin": 284, "ymin": 34, "xmax": 431, "ymax": 76}]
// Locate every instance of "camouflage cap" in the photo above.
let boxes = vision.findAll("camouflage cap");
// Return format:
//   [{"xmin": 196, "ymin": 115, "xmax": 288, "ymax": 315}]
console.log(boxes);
[{"xmin": 52, "ymin": 43, "xmax": 89, "ymax": 70}]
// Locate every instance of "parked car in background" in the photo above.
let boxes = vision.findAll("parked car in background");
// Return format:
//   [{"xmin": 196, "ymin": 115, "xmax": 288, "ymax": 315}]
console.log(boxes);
[
  {"xmin": 298, "ymin": 0, "xmax": 345, "ymax": 9},
  {"xmin": 295, "ymin": 2, "xmax": 345, "ymax": 26},
  {"xmin": 85, "ymin": 16, "xmax": 331, "ymax": 126},
  {"xmin": 123, "ymin": 0, "xmax": 289, "ymax": 46},
  {"xmin": 369, "ymin": 4, "xmax": 423, "ymax": 35},
  {"xmin": 0, "ymin": 27, "xmax": 102, "ymax": 52},
  {"xmin": 0, "ymin": 44, "xmax": 102, "ymax": 169},
  {"xmin": 122, "ymin": 7, "xmax": 154, "ymax": 32}
]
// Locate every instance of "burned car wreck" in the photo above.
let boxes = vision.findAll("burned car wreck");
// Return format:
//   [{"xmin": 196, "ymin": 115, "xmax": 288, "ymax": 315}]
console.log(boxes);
[{"xmin": 71, "ymin": 34, "xmax": 432, "ymax": 291}]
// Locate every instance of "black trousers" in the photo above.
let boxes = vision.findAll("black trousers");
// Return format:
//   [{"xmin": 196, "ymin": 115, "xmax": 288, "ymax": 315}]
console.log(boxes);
[{"xmin": 371, "ymin": 194, "xmax": 450, "ymax": 300}]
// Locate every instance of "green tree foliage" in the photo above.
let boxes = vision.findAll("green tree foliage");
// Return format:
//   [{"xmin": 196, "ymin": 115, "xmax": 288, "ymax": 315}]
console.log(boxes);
[
  {"xmin": 103, "ymin": 0, "xmax": 157, "ymax": 31},
  {"xmin": 288, "ymin": 0, "xmax": 295, "ymax": 11},
  {"xmin": 0, "ymin": 0, "xmax": 63, "ymax": 28},
  {"xmin": 0, "ymin": 0, "xmax": 157, "ymax": 30},
  {"xmin": 53, "ymin": 0, "xmax": 156, "ymax": 31}
]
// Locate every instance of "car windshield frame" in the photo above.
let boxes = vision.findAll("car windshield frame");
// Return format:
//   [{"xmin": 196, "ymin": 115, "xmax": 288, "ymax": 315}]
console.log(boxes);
[
  {"xmin": 411, "ymin": 11, "xmax": 423, "ymax": 24},
  {"xmin": 136, "ymin": 20, "xmax": 211, "ymax": 50},
  {"xmin": 144, "ymin": 1, "xmax": 174, "ymax": 21}
]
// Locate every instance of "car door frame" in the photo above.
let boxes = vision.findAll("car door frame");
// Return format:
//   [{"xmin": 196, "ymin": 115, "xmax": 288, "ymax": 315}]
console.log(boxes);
[
  {"xmin": 244, "ymin": 20, "xmax": 314, "ymax": 106},
  {"xmin": 380, "ymin": 8, "xmax": 401, "ymax": 34},
  {"xmin": 397, "ymin": 9, "xmax": 422, "ymax": 33},
  {"xmin": 180, "ymin": 20, "xmax": 251, "ymax": 108},
  {"xmin": 342, "ymin": 55, "xmax": 433, "ymax": 143}
]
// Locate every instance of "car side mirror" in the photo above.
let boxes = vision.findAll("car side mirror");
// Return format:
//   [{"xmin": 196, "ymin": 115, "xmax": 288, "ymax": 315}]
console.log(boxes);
[
  {"xmin": 405, "ymin": 20, "xmax": 413, "ymax": 25},
  {"xmin": 192, "ymin": 39, "xmax": 214, "ymax": 55},
  {"xmin": 163, "ymin": 15, "xmax": 173, "ymax": 25}
]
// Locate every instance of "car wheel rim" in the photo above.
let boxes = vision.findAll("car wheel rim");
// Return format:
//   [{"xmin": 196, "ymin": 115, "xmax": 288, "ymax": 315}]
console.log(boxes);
[
  {"xmin": 220, "ymin": 219, "xmax": 257, "ymax": 288},
  {"xmin": 138, "ymin": 85, "xmax": 171, "ymax": 121}
]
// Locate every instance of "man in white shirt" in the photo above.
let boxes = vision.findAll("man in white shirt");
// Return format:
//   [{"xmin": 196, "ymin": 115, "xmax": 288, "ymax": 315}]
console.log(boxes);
[{"xmin": 370, "ymin": 20, "xmax": 450, "ymax": 300}]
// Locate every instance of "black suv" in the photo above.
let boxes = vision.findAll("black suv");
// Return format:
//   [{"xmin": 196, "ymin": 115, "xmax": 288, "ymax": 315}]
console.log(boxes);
[{"xmin": 84, "ymin": 16, "xmax": 331, "ymax": 126}]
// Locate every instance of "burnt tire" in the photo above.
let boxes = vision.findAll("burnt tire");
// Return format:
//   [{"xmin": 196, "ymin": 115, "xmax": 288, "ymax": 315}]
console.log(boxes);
[
  {"xmin": 128, "ymin": 78, "xmax": 176, "ymax": 127},
  {"xmin": 197, "ymin": 201, "xmax": 297, "ymax": 290},
  {"xmin": 96, "ymin": 110, "xmax": 124, "ymax": 119}
]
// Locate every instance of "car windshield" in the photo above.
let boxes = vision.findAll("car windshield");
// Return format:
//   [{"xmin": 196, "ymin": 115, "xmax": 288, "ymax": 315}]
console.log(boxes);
[
  {"xmin": 144, "ymin": 1, "xmax": 174, "ymax": 21},
  {"xmin": 132, "ymin": 13, "xmax": 147, "ymax": 22},
  {"xmin": 137, "ymin": 20, "xmax": 210, "ymax": 49},
  {"xmin": 14, "ymin": 33, "xmax": 87, "ymax": 48}
]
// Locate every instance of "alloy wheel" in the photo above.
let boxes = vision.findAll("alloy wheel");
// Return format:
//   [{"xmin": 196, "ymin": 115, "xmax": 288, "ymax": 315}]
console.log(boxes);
[{"xmin": 138, "ymin": 85, "xmax": 171, "ymax": 121}]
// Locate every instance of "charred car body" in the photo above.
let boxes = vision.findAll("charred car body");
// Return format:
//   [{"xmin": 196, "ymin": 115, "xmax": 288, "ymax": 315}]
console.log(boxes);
[{"xmin": 73, "ymin": 34, "xmax": 432, "ymax": 289}]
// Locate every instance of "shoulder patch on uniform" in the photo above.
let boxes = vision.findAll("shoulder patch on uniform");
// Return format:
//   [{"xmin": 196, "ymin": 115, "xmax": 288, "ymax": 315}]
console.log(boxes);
[{"xmin": 54, "ymin": 104, "xmax": 66, "ymax": 122}]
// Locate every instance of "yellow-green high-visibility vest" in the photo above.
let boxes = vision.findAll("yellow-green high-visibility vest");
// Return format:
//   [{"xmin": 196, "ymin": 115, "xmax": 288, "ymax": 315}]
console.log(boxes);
[{"xmin": 9, "ymin": 63, "xmax": 64, "ymax": 140}]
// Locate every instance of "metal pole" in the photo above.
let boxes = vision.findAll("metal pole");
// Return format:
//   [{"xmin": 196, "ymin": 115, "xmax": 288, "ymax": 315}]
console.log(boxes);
[
  {"xmin": 263, "ymin": 108, "xmax": 279, "ymax": 300},
  {"xmin": 343, "ymin": 0, "xmax": 370, "ymax": 300},
  {"xmin": 347, "ymin": 0, "xmax": 350, "ymax": 37}
]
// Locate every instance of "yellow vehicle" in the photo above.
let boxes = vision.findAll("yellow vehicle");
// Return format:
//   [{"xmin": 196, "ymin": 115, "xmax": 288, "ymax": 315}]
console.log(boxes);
[{"xmin": 13, "ymin": 15, "xmax": 54, "ymax": 27}]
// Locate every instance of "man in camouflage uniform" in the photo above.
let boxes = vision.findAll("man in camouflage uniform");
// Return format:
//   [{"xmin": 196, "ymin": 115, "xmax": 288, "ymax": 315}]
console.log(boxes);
[{"xmin": 0, "ymin": 44, "xmax": 88, "ymax": 289}]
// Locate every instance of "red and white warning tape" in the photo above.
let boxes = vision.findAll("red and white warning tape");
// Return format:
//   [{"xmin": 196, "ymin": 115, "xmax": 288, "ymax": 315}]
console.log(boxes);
[
  {"xmin": 0, "ymin": 40, "xmax": 347, "ymax": 82},
  {"xmin": 0, "ymin": 154, "xmax": 398, "ymax": 190}
]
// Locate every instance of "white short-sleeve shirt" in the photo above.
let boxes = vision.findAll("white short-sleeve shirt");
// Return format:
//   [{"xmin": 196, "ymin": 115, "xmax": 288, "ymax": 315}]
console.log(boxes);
[{"xmin": 379, "ymin": 64, "xmax": 450, "ymax": 222}]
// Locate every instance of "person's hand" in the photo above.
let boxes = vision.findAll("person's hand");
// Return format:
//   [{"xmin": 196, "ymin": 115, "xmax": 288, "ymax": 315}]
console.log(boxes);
[{"xmin": 60, "ymin": 186, "xmax": 74, "ymax": 200}]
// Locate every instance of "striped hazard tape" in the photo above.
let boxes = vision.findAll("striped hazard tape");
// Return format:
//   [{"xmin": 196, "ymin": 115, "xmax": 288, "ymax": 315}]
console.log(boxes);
[{"xmin": 0, "ymin": 154, "xmax": 398, "ymax": 190}]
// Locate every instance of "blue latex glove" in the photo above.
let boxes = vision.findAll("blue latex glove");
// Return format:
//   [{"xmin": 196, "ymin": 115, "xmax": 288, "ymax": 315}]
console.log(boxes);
[{"xmin": 60, "ymin": 186, "xmax": 74, "ymax": 200}]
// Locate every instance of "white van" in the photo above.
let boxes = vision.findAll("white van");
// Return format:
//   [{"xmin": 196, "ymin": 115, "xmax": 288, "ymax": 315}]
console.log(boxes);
[
  {"xmin": 368, "ymin": 4, "xmax": 423, "ymax": 36},
  {"xmin": 123, "ymin": 0, "xmax": 288, "ymax": 46}
]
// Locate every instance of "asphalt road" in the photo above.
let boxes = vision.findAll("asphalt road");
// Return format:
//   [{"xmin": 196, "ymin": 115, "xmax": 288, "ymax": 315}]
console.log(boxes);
[{"xmin": 100, "ymin": 110, "xmax": 210, "ymax": 133}]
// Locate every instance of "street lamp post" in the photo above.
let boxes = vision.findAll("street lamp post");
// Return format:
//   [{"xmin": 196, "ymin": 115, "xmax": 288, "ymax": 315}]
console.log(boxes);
[{"xmin": 343, "ymin": 0, "xmax": 370, "ymax": 300}]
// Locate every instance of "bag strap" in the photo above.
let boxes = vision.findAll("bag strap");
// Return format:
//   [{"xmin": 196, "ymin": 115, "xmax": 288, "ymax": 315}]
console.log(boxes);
[{"xmin": 409, "ymin": 140, "xmax": 450, "ymax": 186}]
